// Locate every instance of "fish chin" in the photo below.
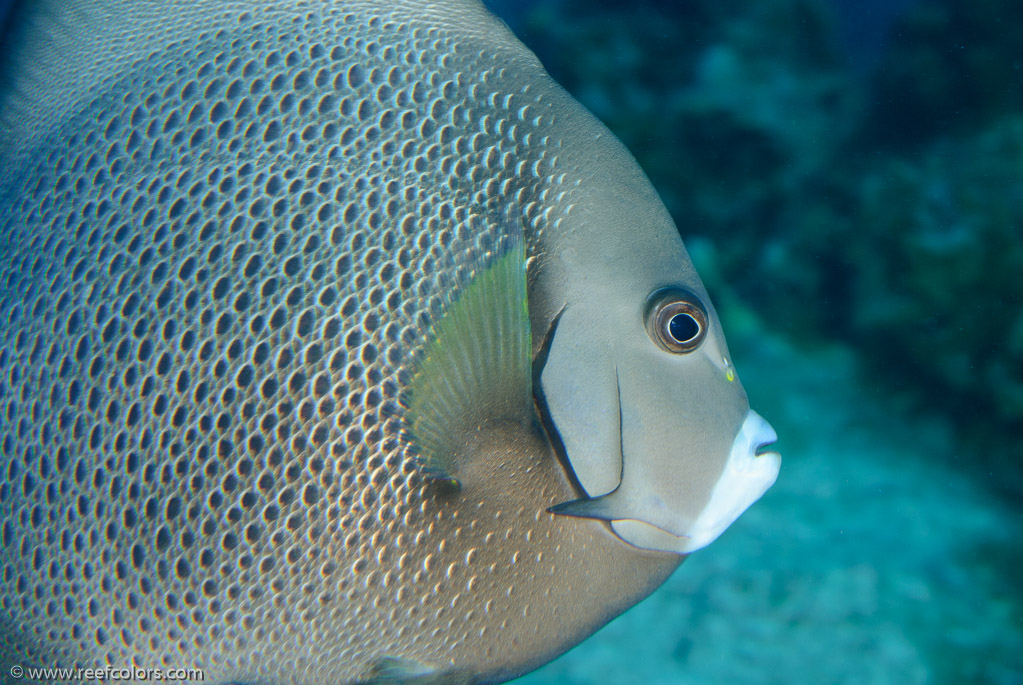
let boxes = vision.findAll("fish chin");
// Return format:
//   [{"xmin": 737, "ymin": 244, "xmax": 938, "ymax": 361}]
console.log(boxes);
[{"xmin": 611, "ymin": 410, "xmax": 780, "ymax": 554}]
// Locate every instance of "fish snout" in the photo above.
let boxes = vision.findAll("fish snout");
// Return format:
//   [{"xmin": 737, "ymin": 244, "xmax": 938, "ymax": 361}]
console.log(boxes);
[
  {"xmin": 597, "ymin": 409, "xmax": 780, "ymax": 555},
  {"xmin": 746, "ymin": 409, "xmax": 781, "ymax": 461},
  {"xmin": 671, "ymin": 410, "xmax": 780, "ymax": 553}
]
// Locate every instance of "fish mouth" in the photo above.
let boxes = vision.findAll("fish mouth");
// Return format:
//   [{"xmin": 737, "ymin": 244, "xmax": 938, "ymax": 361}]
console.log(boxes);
[
  {"xmin": 658, "ymin": 410, "xmax": 780, "ymax": 554},
  {"xmin": 751, "ymin": 415, "xmax": 780, "ymax": 458}
]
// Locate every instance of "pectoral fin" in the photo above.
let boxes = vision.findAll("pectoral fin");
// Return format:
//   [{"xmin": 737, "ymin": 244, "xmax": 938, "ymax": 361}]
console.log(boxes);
[{"xmin": 404, "ymin": 231, "xmax": 531, "ymax": 482}]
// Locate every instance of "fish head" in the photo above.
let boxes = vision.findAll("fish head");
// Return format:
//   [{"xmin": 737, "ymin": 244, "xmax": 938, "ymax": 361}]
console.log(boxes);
[{"xmin": 535, "ymin": 154, "xmax": 780, "ymax": 555}]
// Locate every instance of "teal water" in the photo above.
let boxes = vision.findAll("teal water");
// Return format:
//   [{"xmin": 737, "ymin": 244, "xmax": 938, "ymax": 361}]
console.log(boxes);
[
  {"xmin": 514, "ymin": 307, "xmax": 1023, "ymax": 683},
  {"xmin": 494, "ymin": 0, "xmax": 1023, "ymax": 681}
]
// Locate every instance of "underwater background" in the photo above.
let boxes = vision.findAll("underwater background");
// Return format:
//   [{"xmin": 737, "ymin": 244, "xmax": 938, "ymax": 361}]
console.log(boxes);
[
  {"xmin": 0, "ymin": 0, "xmax": 1018, "ymax": 683},
  {"xmin": 479, "ymin": 0, "xmax": 1023, "ymax": 683}
]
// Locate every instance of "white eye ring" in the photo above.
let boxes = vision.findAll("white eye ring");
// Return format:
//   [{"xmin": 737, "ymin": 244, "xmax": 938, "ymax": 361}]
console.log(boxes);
[{"xmin": 646, "ymin": 290, "xmax": 708, "ymax": 354}]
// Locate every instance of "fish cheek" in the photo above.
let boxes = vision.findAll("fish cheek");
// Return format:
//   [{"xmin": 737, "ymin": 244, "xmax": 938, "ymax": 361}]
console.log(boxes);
[{"xmin": 618, "ymin": 350, "xmax": 749, "ymax": 530}]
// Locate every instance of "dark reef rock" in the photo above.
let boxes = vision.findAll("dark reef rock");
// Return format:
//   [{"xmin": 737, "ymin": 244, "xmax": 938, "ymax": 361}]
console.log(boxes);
[
  {"xmin": 850, "ymin": 117, "xmax": 1023, "ymax": 433},
  {"xmin": 865, "ymin": 0, "xmax": 1023, "ymax": 148},
  {"xmin": 517, "ymin": 0, "xmax": 857, "ymax": 239}
]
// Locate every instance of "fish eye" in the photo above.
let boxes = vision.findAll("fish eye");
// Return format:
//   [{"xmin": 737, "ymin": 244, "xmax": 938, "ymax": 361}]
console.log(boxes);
[{"xmin": 646, "ymin": 290, "xmax": 708, "ymax": 353}]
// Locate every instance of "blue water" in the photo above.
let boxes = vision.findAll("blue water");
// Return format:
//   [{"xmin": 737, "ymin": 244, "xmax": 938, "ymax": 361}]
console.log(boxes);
[
  {"xmin": 1, "ymin": 0, "xmax": 1019, "ymax": 683},
  {"xmin": 485, "ymin": 0, "xmax": 1023, "ymax": 683},
  {"xmin": 830, "ymin": 0, "xmax": 919, "ymax": 68},
  {"xmin": 484, "ymin": 0, "xmax": 918, "ymax": 68}
]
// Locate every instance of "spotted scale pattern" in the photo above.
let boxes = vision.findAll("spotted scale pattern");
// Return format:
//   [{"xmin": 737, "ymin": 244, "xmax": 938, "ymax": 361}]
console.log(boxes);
[{"xmin": 0, "ymin": 1, "xmax": 672, "ymax": 683}]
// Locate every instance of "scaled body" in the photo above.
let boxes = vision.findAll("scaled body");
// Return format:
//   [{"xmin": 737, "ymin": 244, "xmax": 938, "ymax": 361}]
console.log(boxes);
[{"xmin": 0, "ymin": 1, "xmax": 777, "ymax": 683}]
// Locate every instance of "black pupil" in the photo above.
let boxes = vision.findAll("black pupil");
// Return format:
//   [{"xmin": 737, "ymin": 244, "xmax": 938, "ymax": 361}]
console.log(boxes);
[{"xmin": 668, "ymin": 312, "xmax": 699, "ymax": 343}]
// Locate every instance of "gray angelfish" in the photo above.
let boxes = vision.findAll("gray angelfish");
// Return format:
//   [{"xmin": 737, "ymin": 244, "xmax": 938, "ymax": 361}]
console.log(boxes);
[{"xmin": 0, "ymin": 0, "xmax": 780, "ymax": 683}]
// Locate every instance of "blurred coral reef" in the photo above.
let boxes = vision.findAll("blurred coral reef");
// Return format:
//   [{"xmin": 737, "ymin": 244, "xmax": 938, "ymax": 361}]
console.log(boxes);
[
  {"xmin": 498, "ymin": 2, "xmax": 1023, "ymax": 678},
  {"xmin": 505, "ymin": 0, "xmax": 1023, "ymax": 497}
]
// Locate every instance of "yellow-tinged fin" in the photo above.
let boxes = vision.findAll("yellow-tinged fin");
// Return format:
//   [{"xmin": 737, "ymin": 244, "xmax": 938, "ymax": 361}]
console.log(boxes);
[{"xmin": 405, "ymin": 235, "xmax": 531, "ymax": 481}]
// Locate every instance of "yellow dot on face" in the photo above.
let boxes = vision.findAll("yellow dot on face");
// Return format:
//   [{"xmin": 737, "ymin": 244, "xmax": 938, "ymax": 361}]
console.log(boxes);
[{"xmin": 723, "ymin": 357, "xmax": 735, "ymax": 382}]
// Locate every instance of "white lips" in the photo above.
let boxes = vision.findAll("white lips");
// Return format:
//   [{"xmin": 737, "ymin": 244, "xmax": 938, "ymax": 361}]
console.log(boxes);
[
  {"xmin": 610, "ymin": 410, "xmax": 780, "ymax": 554},
  {"xmin": 675, "ymin": 409, "xmax": 780, "ymax": 552}
]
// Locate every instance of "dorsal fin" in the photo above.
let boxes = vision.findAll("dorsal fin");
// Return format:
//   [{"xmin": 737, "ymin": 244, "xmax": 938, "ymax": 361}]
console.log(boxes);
[{"xmin": 404, "ymin": 227, "xmax": 532, "ymax": 481}]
